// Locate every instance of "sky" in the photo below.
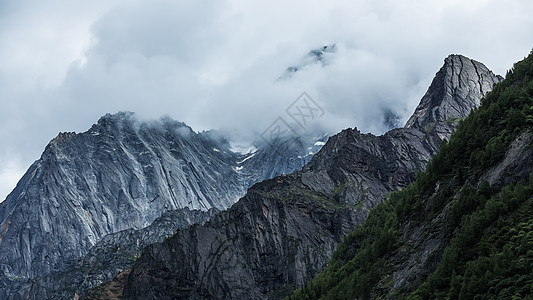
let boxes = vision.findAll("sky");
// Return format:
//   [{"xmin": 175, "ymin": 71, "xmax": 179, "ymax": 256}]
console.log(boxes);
[{"xmin": 1, "ymin": 0, "xmax": 532, "ymax": 201}]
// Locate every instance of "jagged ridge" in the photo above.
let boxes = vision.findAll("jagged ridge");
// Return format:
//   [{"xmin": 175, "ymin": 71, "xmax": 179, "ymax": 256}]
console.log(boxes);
[{"xmin": 98, "ymin": 54, "xmax": 502, "ymax": 299}]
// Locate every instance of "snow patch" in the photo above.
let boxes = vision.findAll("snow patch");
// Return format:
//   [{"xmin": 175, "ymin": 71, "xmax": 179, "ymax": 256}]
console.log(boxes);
[
  {"xmin": 314, "ymin": 141, "xmax": 325, "ymax": 146},
  {"xmin": 237, "ymin": 152, "xmax": 257, "ymax": 164}
]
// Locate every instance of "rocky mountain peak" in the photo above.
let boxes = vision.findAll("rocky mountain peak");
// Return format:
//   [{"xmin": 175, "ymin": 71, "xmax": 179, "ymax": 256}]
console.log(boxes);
[
  {"xmin": 0, "ymin": 111, "xmax": 324, "ymax": 280},
  {"xmin": 405, "ymin": 54, "xmax": 503, "ymax": 140}
]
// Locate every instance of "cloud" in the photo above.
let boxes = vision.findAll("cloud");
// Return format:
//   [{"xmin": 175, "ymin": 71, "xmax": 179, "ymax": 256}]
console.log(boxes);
[{"xmin": 1, "ymin": 0, "xmax": 533, "ymax": 200}]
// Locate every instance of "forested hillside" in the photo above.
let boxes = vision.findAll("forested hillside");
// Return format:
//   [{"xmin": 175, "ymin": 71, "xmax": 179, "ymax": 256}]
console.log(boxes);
[{"xmin": 291, "ymin": 50, "xmax": 533, "ymax": 299}]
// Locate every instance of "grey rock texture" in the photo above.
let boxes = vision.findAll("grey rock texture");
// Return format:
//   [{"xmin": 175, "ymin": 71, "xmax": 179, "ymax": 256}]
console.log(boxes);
[
  {"xmin": 119, "ymin": 127, "xmax": 437, "ymax": 299},
  {"xmin": 111, "ymin": 55, "xmax": 502, "ymax": 299},
  {"xmin": 406, "ymin": 54, "xmax": 503, "ymax": 140},
  {"xmin": 481, "ymin": 130, "xmax": 533, "ymax": 188},
  {"xmin": 0, "ymin": 207, "xmax": 215, "ymax": 300},
  {"xmin": 239, "ymin": 135, "xmax": 327, "ymax": 189},
  {"xmin": 123, "ymin": 174, "xmax": 354, "ymax": 300},
  {"xmin": 0, "ymin": 113, "xmax": 321, "ymax": 286}
]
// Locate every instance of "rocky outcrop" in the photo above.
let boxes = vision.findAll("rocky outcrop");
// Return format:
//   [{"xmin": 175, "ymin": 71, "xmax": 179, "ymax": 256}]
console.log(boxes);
[
  {"xmin": 111, "ymin": 55, "xmax": 502, "ymax": 299},
  {"xmin": 384, "ymin": 130, "xmax": 533, "ymax": 299},
  {"xmin": 239, "ymin": 134, "xmax": 327, "ymax": 189},
  {"xmin": 406, "ymin": 54, "xmax": 503, "ymax": 140},
  {"xmin": 0, "ymin": 207, "xmax": 215, "ymax": 300}
]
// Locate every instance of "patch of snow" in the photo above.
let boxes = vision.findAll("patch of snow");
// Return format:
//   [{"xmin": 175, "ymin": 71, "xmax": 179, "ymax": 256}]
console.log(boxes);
[
  {"xmin": 314, "ymin": 141, "xmax": 325, "ymax": 146},
  {"xmin": 213, "ymin": 148, "xmax": 220, "ymax": 152},
  {"xmin": 237, "ymin": 152, "xmax": 257, "ymax": 164}
]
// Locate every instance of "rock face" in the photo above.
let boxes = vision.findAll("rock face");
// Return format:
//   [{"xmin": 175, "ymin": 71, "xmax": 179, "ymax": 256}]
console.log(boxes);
[
  {"xmin": 0, "ymin": 113, "xmax": 322, "ymax": 284},
  {"xmin": 239, "ymin": 135, "xmax": 327, "ymax": 189},
  {"xmin": 120, "ymin": 128, "xmax": 437, "ymax": 299},
  {"xmin": 113, "ymin": 55, "xmax": 502, "ymax": 299},
  {"xmin": 0, "ymin": 207, "xmax": 216, "ymax": 299},
  {"xmin": 406, "ymin": 54, "xmax": 503, "ymax": 140}
]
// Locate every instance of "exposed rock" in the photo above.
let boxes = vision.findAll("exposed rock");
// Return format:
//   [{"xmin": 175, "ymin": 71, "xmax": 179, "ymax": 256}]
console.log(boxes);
[
  {"xmin": 0, "ymin": 207, "xmax": 215, "ymax": 300},
  {"xmin": 0, "ymin": 113, "xmax": 322, "ymax": 285},
  {"xmin": 385, "ymin": 129, "xmax": 533, "ymax": 298},
  {"xmin": 406, "ymin": 54, "xmax": 503, "ymax": 140},
  {"xmin": 481, "ymin": 130, "xmax": 533, "ymax": 188}
]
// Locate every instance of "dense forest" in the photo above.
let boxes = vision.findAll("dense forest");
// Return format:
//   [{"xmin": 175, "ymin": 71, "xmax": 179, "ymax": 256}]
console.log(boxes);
[{"xmin": 290, "ymin": 50, "xmax": 533, "ymax": 299}]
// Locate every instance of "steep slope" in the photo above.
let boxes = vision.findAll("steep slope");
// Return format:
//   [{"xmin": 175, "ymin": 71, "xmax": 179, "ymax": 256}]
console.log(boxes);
[
  {"xmin": 406, "ymin": 54, "xmax": 503, "ymax": 139},
  {"xmin": 291, "ymin": 51, "xmax": 533, "ymax": 299},
  {"xmin": 0, "ymin": 207, "xmax": 216, "ymax": 299},
  {"xmin": 239, "ymin": 134, "xmax": 328, "ymax": 189},
  {"xmin": 103, "ymin": 54, "xmax": 502, "ymax": 299},
  {"xmin": 0, "ymin": 112, "xmax": 321, "ymax": 284}
]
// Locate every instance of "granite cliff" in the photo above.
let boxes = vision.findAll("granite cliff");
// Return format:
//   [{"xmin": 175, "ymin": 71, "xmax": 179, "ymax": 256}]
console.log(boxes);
[{"xmin": 0, "ymin": 113, "xmax": 322, "ymax": 297}]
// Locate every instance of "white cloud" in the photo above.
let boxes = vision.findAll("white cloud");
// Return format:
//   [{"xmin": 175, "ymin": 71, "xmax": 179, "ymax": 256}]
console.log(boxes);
[{"xmin": 1, "ymin": 0, "xmax": 533, "ymax": 201}]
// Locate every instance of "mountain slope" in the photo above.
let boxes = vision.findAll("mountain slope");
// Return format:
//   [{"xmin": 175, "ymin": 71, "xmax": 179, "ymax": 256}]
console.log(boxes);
[
  {"xmin": 291, "ymin": 51, "xmax": 533, "ymax": 299},
  {"xmin": 93, "ymin": 54, "xmax": 501, "ymax": 299},
  {"xmin": 0, "ymin": 112, "xmax": 321, "ymax": 284},
  {"xmin": 1, "ymin": 207, "xmax": 216, "ymax": 299}
]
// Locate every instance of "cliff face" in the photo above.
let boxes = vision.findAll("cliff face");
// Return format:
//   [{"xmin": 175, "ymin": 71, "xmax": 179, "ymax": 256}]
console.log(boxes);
[
  {"xmin": 1, "ymin": 207, "xmax": 216, "ymax": 299},
  {"xmin": 0, "ymin": 112, "xmax": 320, "ymax": 285},
  {"xmin": 405, "ymin": 54, "xmax": 503, "ymax": 139},
  {"xmin": 115, "ymin": 55, "xmax": 502, "ymax": 299},
  {"xmin": 0, "ymin": 114, "xmax": 240, "ymax": 279}
]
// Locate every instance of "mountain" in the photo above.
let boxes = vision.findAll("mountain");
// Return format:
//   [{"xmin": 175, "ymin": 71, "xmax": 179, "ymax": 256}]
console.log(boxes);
[
  {"xmin": 406, "ymin": 55, "xmax": 504, "ymax": 140},
  {"xmin": 0, "ymin": 113, "xmax": 323, "ymax": 289},
  {"xmin": 1, "ymin": 207, "xmax": 216, "ymax": 299},
  {"xmin": 278, "ymin": 44, "xmax": 337, "ymax": 80},
  {"xmin": 291, "ymin": 52, "xmax": 533, "ymax": 299},
  {"xmin": 85, "ymin": 54, "xmax": 502, "ymax": 299},
  {"xmin": 238, "ymin": 134, "xmax": 328, "ymax": 189}
]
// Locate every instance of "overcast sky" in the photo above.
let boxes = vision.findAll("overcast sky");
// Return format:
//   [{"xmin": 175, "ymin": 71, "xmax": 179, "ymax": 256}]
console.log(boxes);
[{"xmin": 1, "ymin": 0, "xmax": 532, "ymax": 201}]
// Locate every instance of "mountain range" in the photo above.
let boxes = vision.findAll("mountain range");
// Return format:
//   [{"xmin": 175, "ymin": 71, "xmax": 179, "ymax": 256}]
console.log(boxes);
[
  {"xmin": 0, "ymin": 113, "xmax": 325, "ymax": 297},
  {"xmin": 0, "ymin": 53, "xmax": 505, "ymax": 299}
]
